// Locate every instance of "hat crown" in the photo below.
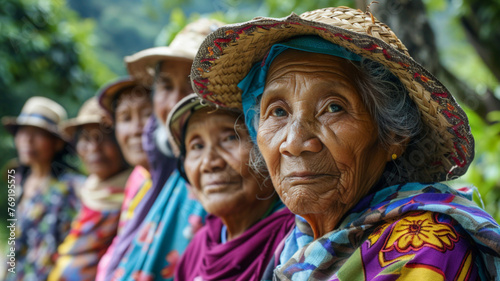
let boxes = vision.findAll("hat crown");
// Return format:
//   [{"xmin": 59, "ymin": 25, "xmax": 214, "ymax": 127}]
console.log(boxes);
[
  {"xmin": 300, "ymin": 7, "xmax": 409, "ymax": 56},
  {"xmin": 125, "ymin": 18, "xmax": 225, "ymax": 86},
  {"xmin": 77, "ymin": 97, "xmax": 105, "ymax": 119},
  {"xmin": 19, "ymin": 96, "xmax": 67, "ymax": 124},
  {"xmin": 2, "ymin": 96, "xmax": 68, "ymax": 138},
  {"xmin": 169, "ymin": 18, "xmax": 226, "ymax": 58}
]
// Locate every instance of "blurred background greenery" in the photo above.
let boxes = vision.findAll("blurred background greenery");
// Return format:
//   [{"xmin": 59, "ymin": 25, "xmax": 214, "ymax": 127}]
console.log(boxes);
[{"xmin": 1, "ymin": 0, "xmax": 499, "ymax": 249}]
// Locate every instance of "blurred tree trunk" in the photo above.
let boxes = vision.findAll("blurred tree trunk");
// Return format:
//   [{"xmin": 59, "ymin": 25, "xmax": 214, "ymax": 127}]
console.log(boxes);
[
  {"xmin": 362, "ymin": 0, "xmax": 500, "ymax": 123},
  {"xmin": 461, "ymin": 2, "xmax": 500, "ymax": 83}
]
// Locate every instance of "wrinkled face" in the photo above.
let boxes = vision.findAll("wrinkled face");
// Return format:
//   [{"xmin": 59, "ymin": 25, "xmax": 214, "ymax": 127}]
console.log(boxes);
[
  {"xmin": 184, "ymin": 108, "xmax": 272, "ymax": 218},
  {"xmin": 153, "ymin": 59, "xmax": 193, "ymax": 125},
  {"xmin": 114, "ymin": 88, "xmax": 152, "ymax": 168},
  {"xmin": 257, "ymin": 50, "xmax": 391, "ymax": 217},
  {"xmin": 15, "ymin": 126, "xmax": 63, "ymax": 167},
  {"xmin": 76, "ymin": 123, "xmax": 126, "ymax": 180}
]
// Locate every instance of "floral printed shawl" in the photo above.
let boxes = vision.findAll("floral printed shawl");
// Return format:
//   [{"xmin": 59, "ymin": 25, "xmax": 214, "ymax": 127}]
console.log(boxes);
[
  {"xmin": 275, "ymin": 182, "xmax": 500, "ymax": 281},
  {"xmin": 7, "ymin": 172, "xmax": 84, "ymax": 281}
]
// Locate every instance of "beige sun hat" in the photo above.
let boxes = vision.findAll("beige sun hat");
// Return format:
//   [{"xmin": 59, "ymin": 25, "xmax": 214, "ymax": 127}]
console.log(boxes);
[
  {"xmin": 2, "ymin": 96, "xmax": 67, "ymax": 139},
  {"xmin": 125, "ymin": 18, "xmax": 226, "ymax": 86},
  {"xmin": 190, "ymin": 6, "xmax": 474, "ymax": 183},
  {"xmin": 97, "ymin": 76, "xmax": 150, "ymax": 116},
  {"xmin": 60, "ymin": 97, "xmax": 112, "ymax": 141}
]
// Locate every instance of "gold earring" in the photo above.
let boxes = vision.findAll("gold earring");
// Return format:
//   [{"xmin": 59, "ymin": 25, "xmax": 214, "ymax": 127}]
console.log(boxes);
[{"xmin": 391, "ymin": 153, "xmax": 397, "ymax": 160}]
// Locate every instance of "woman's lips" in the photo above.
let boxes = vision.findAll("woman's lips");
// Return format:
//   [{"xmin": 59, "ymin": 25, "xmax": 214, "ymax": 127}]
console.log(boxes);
[
  {"xmin": 128, "ymin": 142, "xmax": 144, "ymax": 152},
  {"xmin": 202, "ymin": 180, "xmax": 240, "ymax": 193},
  {"xmin": 283, "ymin": 171, "xmax": 339, "ymax": 184}
]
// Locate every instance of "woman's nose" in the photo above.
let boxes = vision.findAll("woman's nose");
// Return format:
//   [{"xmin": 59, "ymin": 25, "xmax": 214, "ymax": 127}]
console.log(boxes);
[
  {"xmin": 279, "ymin": 119, "xmax": 322, "ymax": 156},
  {"xmin": 201, "ymin": 147, "xmax": 226, "ymax": 172},
  {"xmin": 131, "ymin": 117, "xmax": 147, "ymax": 136}
]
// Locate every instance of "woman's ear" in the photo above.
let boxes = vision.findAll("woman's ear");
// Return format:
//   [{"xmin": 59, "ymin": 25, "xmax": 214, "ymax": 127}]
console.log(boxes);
[
  {"xmin": 55, "ymin": 138, "xmax": 65, "ymax": 152},
  {"xmin": 386, "ymin": 135, "xmax": 410, "ymax": 162}
]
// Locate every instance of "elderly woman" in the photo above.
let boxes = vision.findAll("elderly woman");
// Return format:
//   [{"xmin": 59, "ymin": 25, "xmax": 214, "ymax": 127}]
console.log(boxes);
[
  {"xmin": 108, "ymin": 19, "xmax": 225, "ymax": 281},
  {"xmin": 190, "ymin": 7, "xmax": 500, "ymax": 280},
  {"xmin": 95, "ymin": 77, "xmax": 154, "ymax": 281},
  {"xmin": 167, "ymin": 94, "xmax": 295, "ymax": 281},
  {"xmin": 48, "ymin": 97, "xmax": 132, "ymax": 281},
  {"xmin": 2, "ymin": 96, "xmax": 84, "ymax": 281}
]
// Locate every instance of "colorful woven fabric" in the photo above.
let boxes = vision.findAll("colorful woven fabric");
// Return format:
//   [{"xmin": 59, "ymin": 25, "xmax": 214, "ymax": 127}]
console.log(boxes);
[
  {"xmin": 275, "ymin": 182, "xmax": 500, "ymax": 280},
  {"xmin": 102, "ymin": 117, "xmax": 178, "ymax": 280},
  {"xmin": 110, "ymin": 170, "xmax": 206, "ymax": 281},
  {"xmin": 175, "ymin": 201, "xmax": 295, "ymax": 281},
  {"xmin": 48, "ymin": 206, "xmax": 120, "ymax": 281},
  {"xmin": 47, "ymin": 168, "xmax": 132, "ymax": 281},
  {"xmin": 95, "ymin": 166, "xmax": 152, "ymax": 281},
  {"xmin": 7, "ymin": 172, "xmax": 84, "ymax": 281}
]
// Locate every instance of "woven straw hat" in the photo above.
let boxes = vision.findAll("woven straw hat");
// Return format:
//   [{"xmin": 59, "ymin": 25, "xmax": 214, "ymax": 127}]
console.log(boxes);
[
  {"xmin": 2, "ymin": 96, "xmax": 67, "ymax": 139},
  {"xmin": 98, "ymin": 77, "xmax": 150, "ymax": 116},
  {"xmin": 125, "ymin": 18, "xmax": 226, "ymax": 86},
  {"xmin": 166, "ymin": 93, "xmax": 209, "ymax": 157},
  {"xmin": 60, "ymin": 97, "xmax": 112, "ymax": 141},
  {"xmin": 191, "ymin": 6, "xmax": 474, "ymax": 182}
]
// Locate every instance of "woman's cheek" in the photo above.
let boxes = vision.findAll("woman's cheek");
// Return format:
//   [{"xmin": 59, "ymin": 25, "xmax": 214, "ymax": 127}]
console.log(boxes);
[{"xmin": 258, "ymin": 121, "xmax": 285, "ymax": 178}]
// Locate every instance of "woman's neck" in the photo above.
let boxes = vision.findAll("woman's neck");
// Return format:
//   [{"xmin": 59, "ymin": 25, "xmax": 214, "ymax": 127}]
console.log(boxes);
[
  {"xmin": 22, "ymin": 163, "xmax": 51, "ymax": 199},
  {"xmin": 29, "ymin": 162, "xmax": 52, "ymax": 178},
  {"xmin": 221, "ymin": 196, "xmax": 277, "ymax": 241}
]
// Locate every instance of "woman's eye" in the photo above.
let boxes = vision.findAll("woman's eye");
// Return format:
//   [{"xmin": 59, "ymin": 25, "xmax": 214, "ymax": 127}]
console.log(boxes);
[
  {"xmin": 327, "ymin": 103, "xmax": 343, "ymax": 113},
  {"xmin": 191, "ymin": 143, "xmax": 203, "ymax": 150},
  {"xmin": 272, "ymin": 107, "xmax": 287, "ymax": 117},
  {"xmin": 224, "ymin": 134, "xmax": 238, "ymax": 142},
  {"xmin": 116, "ymin": 113, "xmax": 131, "ymax": 122}
]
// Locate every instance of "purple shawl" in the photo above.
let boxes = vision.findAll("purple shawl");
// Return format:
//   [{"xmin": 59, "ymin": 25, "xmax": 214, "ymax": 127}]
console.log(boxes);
[
  {"xmin": 104, "ymin": 116, "xmax": 177, "ymax": 280},
  {"xmin": 175, "ymin": 205, "xmax": 295, "ymax": 281}
]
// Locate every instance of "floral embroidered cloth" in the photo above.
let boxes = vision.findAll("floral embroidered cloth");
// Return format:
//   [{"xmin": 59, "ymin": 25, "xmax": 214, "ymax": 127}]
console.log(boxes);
[
  {"xmin": 48, "ymin": 168, "xmax": 132, "ymax": 281},
  {"xmin": 7, "ymin": 172, "xmax": 84, "ymax": 281},
  {"xmin": 111, "ymin": 170, "xmax": 206, "ymax": 281},
  {"xmin": 275, "ymin": 182, "xmax": 500, "ymax": 281}
]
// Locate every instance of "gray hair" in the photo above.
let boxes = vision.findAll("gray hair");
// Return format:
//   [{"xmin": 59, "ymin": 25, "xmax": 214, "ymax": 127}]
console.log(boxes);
[
  {"xmin": 353, "ymin": 58, "xmax": 422, "ymax": 149},
  {"xmin": 247, "ymin": 58, "xmax": 423, "ymax": 176}
]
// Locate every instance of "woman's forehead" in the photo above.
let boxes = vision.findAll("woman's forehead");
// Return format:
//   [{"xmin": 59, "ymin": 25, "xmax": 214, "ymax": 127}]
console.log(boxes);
[
  {"xmin": 267, "ymin": 50, "xmax": 359, "ymax": 80},
  {"xmin": 185, "ymin": 110, "xmax": 242, "ymax": 137},
  {"xmin": 115, "ymin": 89, "xmax": 151, "ymax": 110}
]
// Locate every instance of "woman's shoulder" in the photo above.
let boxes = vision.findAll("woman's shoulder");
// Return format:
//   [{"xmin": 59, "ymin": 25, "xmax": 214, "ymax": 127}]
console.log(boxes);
[{"xmin": 51, "ymin": 171, "xmax": 86, "ymax": 192}]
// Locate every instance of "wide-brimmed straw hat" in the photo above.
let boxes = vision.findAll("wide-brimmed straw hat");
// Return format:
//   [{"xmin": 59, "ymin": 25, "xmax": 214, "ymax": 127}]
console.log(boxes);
[
  {"xmin": 2, "ymin": 96, "xmax": 67, "ymax": 139},
  {"xmin": 166, "ymin": 93, "xmax": 210, "ymax": 157},
  {"xmin": 60, "ymin": 97, "xmax": 112, "ymax": 141},
  {"xmin": 125, "ymin": 18, "xmax": 226, "ymax": 86},
  {"xmin": 98, "ymin": 77, "xmax": 150, "ymax": 116},
  {"xmin": 191, "ymin": 6, "xmax": 474, "ymax": 182}
]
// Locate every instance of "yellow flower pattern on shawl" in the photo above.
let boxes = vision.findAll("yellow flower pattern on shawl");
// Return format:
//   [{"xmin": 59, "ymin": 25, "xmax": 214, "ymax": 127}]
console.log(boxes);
[{"xmin": 385, "ymin": 211, "xmax": 458, "ymax": 252}]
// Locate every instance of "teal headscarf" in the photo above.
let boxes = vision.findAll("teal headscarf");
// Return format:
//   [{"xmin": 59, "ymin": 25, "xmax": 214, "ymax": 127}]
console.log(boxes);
[{"xmin": 238, "ymin": 35, "xmax": 362, "ymax": 143}]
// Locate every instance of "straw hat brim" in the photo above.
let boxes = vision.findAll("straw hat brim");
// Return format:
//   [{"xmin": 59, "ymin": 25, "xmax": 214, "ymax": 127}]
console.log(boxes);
[
  {"xmin": 60, "ymin": 116, "xmax": 103, "ymax": 141},
  {"xmin": 98, "ymin": 77, "xmax": 140, "ymax": 116},
  {"xmin": 125, "ymin": 47, "xmax": 194, "ymax": 87},
  {"xmin": 191, "ymin": 8, "xmax": 474, "ymax": 182},
  {"xmin": 2, "ymin": 116, "xmax": 64, "ymax": 140}
]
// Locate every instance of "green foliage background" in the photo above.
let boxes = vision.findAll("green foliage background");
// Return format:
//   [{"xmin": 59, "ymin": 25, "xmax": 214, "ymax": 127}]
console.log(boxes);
[{"xmin": 0, "ymin": 0, "xmax": 499, "ymax": 255}]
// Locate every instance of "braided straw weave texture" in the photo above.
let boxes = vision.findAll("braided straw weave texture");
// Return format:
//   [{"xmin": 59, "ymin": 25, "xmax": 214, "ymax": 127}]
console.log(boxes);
[{"xmin": 191, "ymin": 6, "xmax": 474, "ymax": 183}]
